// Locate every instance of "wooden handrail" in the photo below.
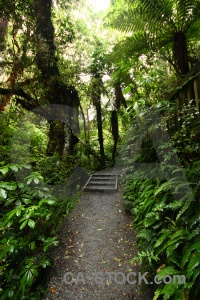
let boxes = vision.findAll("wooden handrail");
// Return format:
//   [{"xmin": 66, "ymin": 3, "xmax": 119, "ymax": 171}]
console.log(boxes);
[{"xmin": 168, "ymin": 60, "xmax": 200, "ymax": 100}]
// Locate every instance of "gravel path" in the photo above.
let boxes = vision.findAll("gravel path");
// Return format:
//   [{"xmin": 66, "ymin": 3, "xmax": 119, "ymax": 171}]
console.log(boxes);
[{"xmin": 43, "ymin": 190, "xmax": 151, "ymax": 300}]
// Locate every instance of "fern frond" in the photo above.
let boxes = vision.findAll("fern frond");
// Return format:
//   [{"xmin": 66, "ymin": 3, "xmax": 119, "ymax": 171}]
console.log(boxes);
[
  {"xmin": 176, "ymin": 201, "xmax": 191, "ymax": 220},
  {"xmin": 111, "ymin": 7, "xmax": 144, "ymax": 33},
  {"xmin": 153, "ymin": 288, "xmax": 162, "ymax": 300},
  {"xmin": 190, "ymin": 209, "xmax": 200, "ymax": 228},
  {"xmin": 157, "ymin": 266, "xmax": 181, "ymax": 277},
  {"xmin": 154, "ymin": 233, "xmax": 167, "ymax": 248},
  {"xmin": 143, "ymin": 216, "xmax": 156, "ymax": 227},
  {"xmin": 161, "ymin": 283, "xmax": 182, "ymax": 300},
  {"xmin": 176, "ymin": 0, "xmax": 196, "ymax": 30},
  {"xmin": 136, "ymin": 228, "xmax": 152, "ymax": 241},
  {"xmin": 187, "ymin": 253, "xmax": 200, "ymax": 278}
]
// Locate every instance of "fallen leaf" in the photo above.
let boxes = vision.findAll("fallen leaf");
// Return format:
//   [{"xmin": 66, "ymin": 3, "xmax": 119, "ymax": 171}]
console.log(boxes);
[
  {"xmin": 50, "ymin": 287, "xmax": 56, "ymax": 293},
  {"xmin": 114, "ymin": 257, "xmax": 122, "ymax": 262},
  {"xmin": 102, "ymin": 260, "xmax": 107, "ymax": 264}
]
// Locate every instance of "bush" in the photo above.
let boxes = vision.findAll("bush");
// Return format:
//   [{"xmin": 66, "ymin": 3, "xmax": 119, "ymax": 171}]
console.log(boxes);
[
  {"xmin": 0, "ymin": 163, "xmax": 78, "ymax": 299},
  {"xmin": 122, "ymin": 102, "xmax": 200, "ymax": 300}
]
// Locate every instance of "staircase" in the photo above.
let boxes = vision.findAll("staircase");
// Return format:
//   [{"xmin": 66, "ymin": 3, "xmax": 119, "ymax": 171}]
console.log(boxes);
[{"xmin": 84, "ymin": 173, "xmax": 118, "ymax": 192}]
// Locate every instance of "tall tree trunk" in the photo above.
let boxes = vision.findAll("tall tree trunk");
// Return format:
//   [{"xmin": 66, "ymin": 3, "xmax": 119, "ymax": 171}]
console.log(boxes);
[
  {"xmin": 47, "ymin": 120, "xmax": 65, "ymax": 156},
  {"xmin": 0, "ymin": 18, "xmax": 8, "ymax": 50},
  {"xmin": 110, "ymin": 84, "xmax": 125, "ymax": 165},
  {"xmin": 111, "ymin": 110, "xmax": 119, "ymax": 165},
  {"xmin": 92, "ymin": 76, "xmax": 105, "ymax": 167},
  {"xmin": 34, "ymin": 0, "xmax": 79, "ymax": 156},
  {"xmin": 173, "ymin": 31, "xmax": 189, "ymax": 77},
  {"xmin": 114, "ymin": 84, "xmax": 127, "ymax": 109}
]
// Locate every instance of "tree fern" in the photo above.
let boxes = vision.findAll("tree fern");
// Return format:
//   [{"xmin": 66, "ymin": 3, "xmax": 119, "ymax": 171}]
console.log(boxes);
[{"xmin": 110, "ymin": 0, "xmax": 200, "ymax": 75}]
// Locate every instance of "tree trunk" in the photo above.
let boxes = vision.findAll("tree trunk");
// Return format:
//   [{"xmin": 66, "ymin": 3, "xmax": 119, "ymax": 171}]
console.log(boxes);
[
  {"xmin": 92, "ymin": 76, "xmax": 105, "ymax": 167},
  {"xmin": 0, "ymin": 18, "xmax": 8, "ymax": 50},
  {"xmin": 173, "ymin": 31, "xmax": 189, "ymax": 77},
  {"xmin": 34, "ymin": 0, "xmax": 79, "ymax": 156},
  {"xmin": 114, "ymin": 84, "xmax": 127, "ymax": 109},
  {"xmin": 46, "ymin": 120, "xmax": 65, "ymax": 156},
  {"xmin": 111, "ymin": 110, "xmax": 119, "ymax": 165}
]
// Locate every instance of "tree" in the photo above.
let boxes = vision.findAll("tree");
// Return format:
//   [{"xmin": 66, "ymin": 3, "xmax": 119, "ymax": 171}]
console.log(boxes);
[
  {"xmin": 34, "ymin": 0, "xmax": 80, "ymax": 156},
  {"xmin": 110, "ymin": 0, "xmax": 200, "ymax": 76},
  {"xmin": 0, "ymin": 0, "xmax": 80, "ymax": 156}
]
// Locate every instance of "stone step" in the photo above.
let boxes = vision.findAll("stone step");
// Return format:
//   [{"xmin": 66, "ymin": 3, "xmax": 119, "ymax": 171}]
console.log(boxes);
[
  {"xmin": 92, "ymin": 175, "xmax": 116, "ymax": 180},
  {"xmin": 88, "ymin": 181, "xmax": 116, "ymax": 185},
  {"xmin": 84, "ymin": 173, "xmax": 118, "ymax": 192}
]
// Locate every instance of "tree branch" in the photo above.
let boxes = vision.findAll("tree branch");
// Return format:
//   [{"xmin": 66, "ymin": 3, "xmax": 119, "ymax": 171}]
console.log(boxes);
[{"xmin": 0, "ymin": 87, "xmax": 39, "ymax": 110}]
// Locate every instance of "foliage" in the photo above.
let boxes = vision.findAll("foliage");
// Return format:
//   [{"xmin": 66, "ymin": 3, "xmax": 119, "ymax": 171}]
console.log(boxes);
[
  {"xmin": 0, "ymin": 162, "xmax": 78, "ymax": 299},
  {"xmin": 1, "ymin": 0, "xmax": 200, "ymax": 299},
  {"xmin": 108, "ymin": 0, "xmax": 200, "ymax": 76},
  {"xmin": 122, "ymin": 101, "xmax": 200, "ymax": 299}
]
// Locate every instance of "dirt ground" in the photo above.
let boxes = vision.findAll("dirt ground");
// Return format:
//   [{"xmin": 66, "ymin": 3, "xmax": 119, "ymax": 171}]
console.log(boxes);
[{"xmin": 43, "ymin": 190, "xmax": 151, "ymax": 300}]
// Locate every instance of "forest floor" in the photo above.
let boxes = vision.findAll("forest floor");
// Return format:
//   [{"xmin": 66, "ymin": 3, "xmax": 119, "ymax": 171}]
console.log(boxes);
[{"xmin": 43, "ymin": 189, "xmax": 152, "ymax": 300}]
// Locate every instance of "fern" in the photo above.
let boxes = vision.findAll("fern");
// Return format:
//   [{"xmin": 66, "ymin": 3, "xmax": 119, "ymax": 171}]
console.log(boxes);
[
  {"xmin": 136, "ymin": 228, "xmax": 152, "ymax": 241},
  {"xmin": 176, "ymin": 201, "xmax": 191, "ymax": 220},
  {"xmin": 187, "ymin": 253, "xmax": 200, "ymax": 279},
  {"xmin": 157, "ymin": 266, "xmax": 181, "ymax": 277},
  {"xmin": 160, "ymin": 283, "xmax": 184, "ymax": 300},
  {"xmin": 154, "ymin": 233, "xmax": 167, "ymax": 248}
]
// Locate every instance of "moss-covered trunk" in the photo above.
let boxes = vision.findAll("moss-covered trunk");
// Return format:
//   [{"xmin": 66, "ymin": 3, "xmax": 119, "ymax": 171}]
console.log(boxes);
[{"xmin": 34, "ymin": 0, "xmax": 79, "ymax": 156}]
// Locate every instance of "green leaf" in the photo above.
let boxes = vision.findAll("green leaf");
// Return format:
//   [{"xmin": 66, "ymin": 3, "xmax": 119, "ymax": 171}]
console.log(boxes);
[
  {"xmin": 0, "ymin": 166, "xmax": 9, "ymax": 175},
  {"xmin": 143, "ymin": 217, "xmax": 156, "ymax": 227},
  {"xmin": 154, "ymin": 233, "xmax": 167, "ymax": 248},
  {"xmin": 27, "ymin": 178, "xmax": 33, "ymax": 185},
  {"xmin": 0, "ymin": 188, "xmax": 7, "ymax": 199},
  {"xmin": 9, "ymin": 165, "xmax": 18, "ymax": 172},
  {"xmin": 160, "ymin": 282, "xmax": 179, "ymax": 299},
  {"xmin": 21, "ymin": 198, "xmax": 32, "ymax": 204},
  {"xmin": 28, "ymin": 219, "xmax": 35, "ymax": 229},
  {"xmin": 34, "ymin": 177, "xmax": 39, "ymax": 184},
  {"xmin": 8, "ymin": 245, "xmax": 14, "ymax": 253},
  {"xmin": 47, "ymin": 199, "xmax": 56, "ymax": 205},
  {"xmin": 16, "ymin": 208, "xmax": 22, "ymax": 217},
  {"xmin": 0, "ymin": 182, "xmax": 17, "ymax": 190},
  {"xmin": 187, "ymin": 253, "xmax": 200, "ymax": 278},
  {"xmin": 20, "ymin": 220, "xmax": 28, "ymax": 230},
  {"xmin": 136, "ymin": 228, "xmax": 152, "ymax": 241},
  {"xmin": 176, "ymin": 201, "xmax": 191, "ymax": 220},
  {"xmin": 157, "ymin": 266, "xmax": 180, "ymax": 278}
]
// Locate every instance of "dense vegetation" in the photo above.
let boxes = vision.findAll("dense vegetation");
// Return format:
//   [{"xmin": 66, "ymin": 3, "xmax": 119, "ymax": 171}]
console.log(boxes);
[{"xmin": 0, "ymin": 0, "xmax": 200, "ymax": 299}]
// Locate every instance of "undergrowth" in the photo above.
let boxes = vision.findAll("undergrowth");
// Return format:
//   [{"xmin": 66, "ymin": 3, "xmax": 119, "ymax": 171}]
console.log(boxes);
[
  {"xmin": 122, "ymin": 102, "xmax": 200, "ymax": 300},
  {"xmin": 0, "ymin": 163, "xmax": 79, "ymax": 299}
]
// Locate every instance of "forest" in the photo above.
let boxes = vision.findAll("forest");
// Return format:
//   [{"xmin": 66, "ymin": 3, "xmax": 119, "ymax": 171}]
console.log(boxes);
[{"xmin": 0, "ymin": 0, "xmax": 200, "ymax": 299}]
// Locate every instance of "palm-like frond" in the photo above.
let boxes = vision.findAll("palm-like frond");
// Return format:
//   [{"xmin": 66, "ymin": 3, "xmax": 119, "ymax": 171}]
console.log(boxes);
[
  {"xmin": 113, "ymin": 0, "xmax": 200, "ymax": 34},
  {"xmin": 176, "ymin": 0, "xmax": 198, "ymax": 31},
  {"xmin": 110, "ymin": 0, "xmax": 200, "ymax": 75}
]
